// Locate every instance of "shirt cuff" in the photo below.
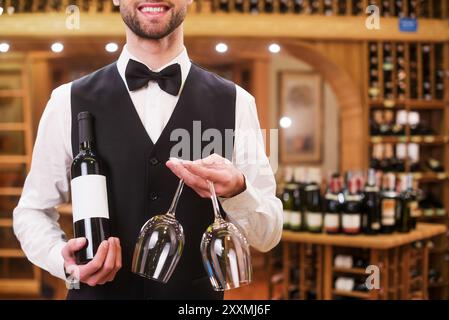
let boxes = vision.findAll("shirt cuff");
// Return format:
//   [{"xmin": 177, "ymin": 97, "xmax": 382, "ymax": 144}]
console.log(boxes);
[
  {"xmin": 219, "ymin": 177, "xmax": 261, "ymax": 216},
  {"xmin": 47, "ymin": 241, "xmax": 67, "ymax": 281}
]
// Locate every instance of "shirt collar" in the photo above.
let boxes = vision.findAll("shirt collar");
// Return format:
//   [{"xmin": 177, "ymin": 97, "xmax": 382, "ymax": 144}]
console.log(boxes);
[{"xmin": 117, "ymin": 44, "xmax": 191, "ymax": 95}]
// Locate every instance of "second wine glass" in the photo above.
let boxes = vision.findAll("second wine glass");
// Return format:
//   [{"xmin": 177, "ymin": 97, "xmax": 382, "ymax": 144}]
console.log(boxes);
[{"xmin": 200, "ymin": 181, "xmax": 252, "ymax": 291}]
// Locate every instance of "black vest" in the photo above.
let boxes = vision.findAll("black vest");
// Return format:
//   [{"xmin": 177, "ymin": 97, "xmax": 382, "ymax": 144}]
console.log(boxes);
[{"xmin": 68, "ymin": 62, "xmax": 236, "ymax": 300}]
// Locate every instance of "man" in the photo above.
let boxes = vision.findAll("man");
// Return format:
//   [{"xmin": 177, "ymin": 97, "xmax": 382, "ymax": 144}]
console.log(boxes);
[{"xmin": 13, "ymin": 0, "xmax": 282, "ymax": 299}]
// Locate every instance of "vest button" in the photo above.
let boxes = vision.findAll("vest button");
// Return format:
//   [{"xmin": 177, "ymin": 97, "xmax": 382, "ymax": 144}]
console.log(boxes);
[
  {"xmin": 149, "ymin": 157, "xmax": 160, "ymax": 166},
  {"xmin": 150, "ymin": 192, "xmax": 159, "ymax": 201}
]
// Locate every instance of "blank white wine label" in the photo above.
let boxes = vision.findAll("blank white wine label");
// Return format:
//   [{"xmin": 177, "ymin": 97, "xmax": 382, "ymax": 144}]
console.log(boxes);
[{"xmin": 71, "ymin": 175, "xmax": 110, "ymax": 223}]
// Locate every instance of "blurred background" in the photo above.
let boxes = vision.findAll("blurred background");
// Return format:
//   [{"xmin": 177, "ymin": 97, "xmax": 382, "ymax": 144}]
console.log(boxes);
[{"xmin": 0, "ymin": 0, "xmax": 448, "ymax": 300}]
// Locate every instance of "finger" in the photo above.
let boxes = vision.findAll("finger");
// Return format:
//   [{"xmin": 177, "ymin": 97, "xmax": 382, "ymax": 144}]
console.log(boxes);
[
  {"xmin": 88, "ymin": 238, "xmax": 117, "ymax": 285},
  {"xmin": 183, "ymin": 162, "xmax": 229, "ymax": 183},
  {"xmin": 166, "ymin": 160, "xmax": 210, "ymax": 191},
  {"xmin": 79, "ymin": 240, "xmax": 109, "ymax": 279},
  {"xmin": 197, "ymin": 153, "xmax": 231, "ymax": 166},
  {"xmin": 62, "ymin": 238, "xmax": 87, "ymax": 265},
  {"xmin": 105, "ymin": 238, "xmax": 122, "ymax": 283}
]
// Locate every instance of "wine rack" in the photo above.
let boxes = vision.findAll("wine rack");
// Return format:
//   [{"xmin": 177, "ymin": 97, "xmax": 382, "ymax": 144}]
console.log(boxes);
[
  {"xmin": 366, "ymin": 40, "xmax": 449, "ymax": 299},
  {"xmin": 0, "ymin": 53, "xmax": 41, "ymax": 297},
  {"xmin": 0, "ymin": 0, "xmax": 448, "ymax": 17}
]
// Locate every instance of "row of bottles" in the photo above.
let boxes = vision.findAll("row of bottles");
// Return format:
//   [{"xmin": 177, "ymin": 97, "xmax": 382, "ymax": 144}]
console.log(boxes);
[
  {"xmin": 212, "ymin": 0, "xmax": 448, "ymax": 18},
  {"xmin": 281, "ymin": 167, "xmax": 422, "ymax": 235},
  {"xmin": 370, "ymin": 143, "xmax": 445, "ymax": 173},
  {"xmin": 368, "ymin": 42, "xmax": 446, "ymax": 102},
  {"xmin": 370, "ymin": 110, "xmax": 434, "ymax": 137}
]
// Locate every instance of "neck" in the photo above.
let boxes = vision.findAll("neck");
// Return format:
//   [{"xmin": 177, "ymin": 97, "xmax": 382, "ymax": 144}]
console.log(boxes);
[{"xmin": 125, "ymin": 25, "xmax": 184, "ymax": 70}]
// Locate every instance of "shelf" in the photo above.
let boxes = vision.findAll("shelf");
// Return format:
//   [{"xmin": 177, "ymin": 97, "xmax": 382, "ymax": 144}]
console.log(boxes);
[
  {"xmin": 428, "ymin": 282, "xmax": 449, "ymax": 289},
  {"xmin": 0, "ymin": 249, "xmax": 25, "ymax": 258},
  {"xmin": 0, "ymin": 218, "xmax": 12, "ymax": 227},
  {"xmin": 0, "ymin": 89, "xmax": 24, "ymax": 98},
  {"xmin": 0, "ymin": 156, "xmax": 28, "ymax": 164},
  {"xmin": 368, "ymin": 99, "xmax": 446, "ymax": 109},
  {"xmin": 0, "ymin": 123, "xmax": 27, "ymax": 131},
  {"xmin": 333, "ymin": 289, "xmax": 371, "ymax": 299},
  {"xmin": 333, "ymin": 267, "xmax": 367, "ymax": 275},
  {"xmin": 0, "ymin": 279, "xmax": 40, "ymax": 295},
  {"xmin": 413, "ymin": 172, "xmax": 449, "ymax": 182},
  {"xmin": 0, "ymin": 187, "xmax": 22, "ymax": 196},
  {"xmin": 370, "ymin": 136, "xmax": 448, "ymax": 145}
]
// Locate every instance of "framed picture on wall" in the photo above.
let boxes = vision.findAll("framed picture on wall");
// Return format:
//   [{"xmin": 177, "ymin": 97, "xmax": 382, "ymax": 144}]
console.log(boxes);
[{"xmin": 279, "ymin": 71, "xmax": 323, "ymax": 163}]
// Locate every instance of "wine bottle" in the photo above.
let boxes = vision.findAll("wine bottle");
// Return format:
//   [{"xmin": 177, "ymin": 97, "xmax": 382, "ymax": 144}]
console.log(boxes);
[
  {"xmin": 352, "ymin": 0, "xmax": 363, "ymax": 15},
  {"xmin": 218, "ymin": 0, "xmax": 229, "ymax": 12},
  {"xmin": 323, "ymin": 0, "xmax": 333, "ymax": 15},
  {"xmin": 380, "ymin": 173, "xmax": 398, "ymax": 234},
  {"xmin": 281, "ymin": 167, "xmax": 295, "ymax": 230},
  {"xmin": 71, "ymin": 111, "xmax": 111, "ymax": 265},
  {"xmin": 293, "ymin": 0, "xmax": 304, "ymax": 13},
  {"xmin": 291, "ymin": 167, "xmax": 306, "ymax": 231},
  {"xmin": 305, "ymin": 168, "xmax": 323, "ymax": 233},
  {"xmin": 422, "ymin": 44, "xmax": 432, "ymax": 100},
  {"xmin": 342, "ymin": 177, "xmax": 362, "ymax": 235},
  {"xmin": 279, "ymin": 0, "xmax": 290, "ymax": 13},
  {"xmin": 362, "ymin": 169, "xmax": 381, "ymax": 235},
  {"xmin": 235, "ymin": 0, "xmax": 244, "ymax": 12},
  {"xmin": 337, "ymin": 0, "xmax": 347, "ymax": 15},
  {"xmin": 324, "ymin": 175, "xmax": 342, "ymax": 234},
  {"xmin": 264, "ymin": 0, "xmax": 274, "ymax": 13},
  {"xmin": 310, "ymin": 0, "xmax": 320, "ymax": 14},
  {"xmin": 249, "ymin": 0, "xmax": 259, "ymax": 13},
  {"xmin": 397, "ymin": 174, "xmax": 413, "ymax": 233}
]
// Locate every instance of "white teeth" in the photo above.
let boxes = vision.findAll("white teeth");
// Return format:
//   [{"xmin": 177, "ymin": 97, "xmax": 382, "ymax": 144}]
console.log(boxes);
[{"xmin": 141, "ymin": 6, "xmax": 165, "ymax": 13}]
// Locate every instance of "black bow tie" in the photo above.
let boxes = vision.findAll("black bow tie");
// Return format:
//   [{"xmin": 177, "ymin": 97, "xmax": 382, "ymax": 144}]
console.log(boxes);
[{"xmin": 125, "ymin": 59, "xmax": 182, "ymax": 96}]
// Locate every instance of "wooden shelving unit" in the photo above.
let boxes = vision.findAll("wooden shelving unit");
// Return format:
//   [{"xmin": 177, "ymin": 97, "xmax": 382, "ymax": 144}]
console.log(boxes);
[
  {"xmin": 0, "ymin": 53, "xmax": 41, "ymax": 297},
  {"xmin": 365, "ymin": 39, "xmax": 449, "ymax": 299}
]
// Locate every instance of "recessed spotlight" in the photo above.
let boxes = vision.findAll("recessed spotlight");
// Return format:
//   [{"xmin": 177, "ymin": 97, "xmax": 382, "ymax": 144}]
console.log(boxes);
[
  {"xmin": 269, "ymin": 43, "xmax": 281, "ymax": 54},
  {"xmin": 279, "ymin": 116, "xmax": 292, "ymax": 129},
  {"xmin": 105, "ymin": 42, "xmax": 119, "ymax": 53},
  {"xmin": 51, "ymin": 42, "xmax": 64, "ymax": 53},
  {"xmin": 0, "ymin": 43, "xmax": 10, "ymax": 53},
  {"xmin": 215, "ymin": 43, "xmax": 228, "ymax": 54}
]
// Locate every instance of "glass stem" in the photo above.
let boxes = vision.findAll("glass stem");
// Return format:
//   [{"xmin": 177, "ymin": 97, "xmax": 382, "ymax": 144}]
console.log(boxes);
[
  {"xmin": 208, "ymin": 181, "xmax": 224, "ymax": 222},
  {"xmin": 167, "ymin": 179, "xmax": 184, "ymax": 216}
]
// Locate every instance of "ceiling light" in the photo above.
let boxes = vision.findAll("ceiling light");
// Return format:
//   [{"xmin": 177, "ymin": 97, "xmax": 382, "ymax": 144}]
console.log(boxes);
[
  {"xmin": 215, "ymin": 43, "xmax": 228, "ymax": 54},
  {"xmin": 51, "ymin": 42, "xmax": 64, "ymax": 53},
  {"xmin": 0, "ymin": 43, "xmax": 10, "ymax": 53},
  {"xmin": 269, "ymin": 43, "xmax": 281, "ymax": 54},
  {"xmin": 105, "ymin": 42, "xmax": 119, "ymax": 53},
  {"xmin": 279, "ymin": 116, "xmax": 292, "ymax": 129}
]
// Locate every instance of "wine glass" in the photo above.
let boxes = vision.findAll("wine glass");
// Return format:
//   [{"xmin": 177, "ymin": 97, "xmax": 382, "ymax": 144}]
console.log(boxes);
[
  {"xmin": 200, "ymin": 181, "xmax": 252, "ymax": 291},
  {"xmin": 131, "ymin": 179, "xmax": 185, "ymax": 283}
]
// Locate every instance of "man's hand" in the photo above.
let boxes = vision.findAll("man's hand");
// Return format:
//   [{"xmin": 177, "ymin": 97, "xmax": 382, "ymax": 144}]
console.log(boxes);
[
  {"xmin": 166, "ymin": 154, "xmax": 246, "ymax": 198},
  {"xmin": 62, "ymin": 237, "xmax": 122, "ymax": 287}
]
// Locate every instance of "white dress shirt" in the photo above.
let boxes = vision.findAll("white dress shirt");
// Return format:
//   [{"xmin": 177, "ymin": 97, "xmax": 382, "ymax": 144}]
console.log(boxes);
[{"xmin": 13, "ymin": 45, "xmax": 283, "ymax": 281}]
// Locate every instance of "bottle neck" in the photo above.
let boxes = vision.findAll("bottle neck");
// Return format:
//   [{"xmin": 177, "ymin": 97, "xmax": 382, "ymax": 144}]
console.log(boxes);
[{"xmin": 79, "ymin": 140, "xmax": 94, "ymax": 152}]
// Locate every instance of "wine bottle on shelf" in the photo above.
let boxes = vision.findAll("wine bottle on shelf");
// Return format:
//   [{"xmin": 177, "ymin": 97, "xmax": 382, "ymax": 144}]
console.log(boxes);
[
  {"xmin": 293, "ymin": 0, "xmax": 304, "ymax": 13},
  {"xmin": 362, "ymin": 169, "xmax": 381, "ymax": 235},
  {"xmin": 394, "ymin": 0, "xmax": 405, "ymax": 17},
  {"xmin": 419, "ymin": 0, "xmax": 430, "ymax": 18},
  {"xmin": 408, "ymin": 143, "xmax": 421, "ymax": 172},
  {"xmin": 290, "ymin": 167, "xmax": 305, "ymax": 232},
  {"xmin": 378, "ymin": 110, "xmax": 392, "ymax": 136},
  {"xmin": 310, "ymin": 0, "xmax": 320, "ymax": 14},
  {"xmin": 324, "ymin": 174, "xmax": 342, "ymax": 234},
  {"xmin": 323, "ymin": 0, "xmax": 333, "ymax": 15},
  {"xmin": 249, "ymin": 0, "xmax": 259, "ymax": 13},
  {"xmin": 409, "ymin": 44, "xmax": 419, "ymax": 99},
  {"xmin": 422, "ymin": 44, "xmax": 432, "ymax": 101},
  {"xmin": 264, "ymin": 0, "xmax": 274, "ymax": 13},
  {"xmin": 337, "ymin": 0, "xmax": 347, "ymax": 15},
  {"xmin": 235, "ymin": 0, "xmax": 244, "ymax": 12},
  {"xmin": 352, "ymin": 0, "xmax": 363, "ymax": 15},
  {"xmin": 383, "ymin": 41, "xmax": 394, "ymax": 100},
  {"xmin": 381, "ymin": 0, "xmax": 392, "ymax": 17},
  {"xmin": 342, "ymin": 176, "xmax": 362, "ymax": 235},
  {"xmin": 370, "ymin": 144, "xmax": 383, "ymax": 171},
  {"xmin": 281, "ymin": 167, "xmax": 295, "ymax": 230},
  {"xmin": 305, "ymin": 168, "xmax": 323, "ymax": 233},
  {"xmin": 369, "ymin": 43, "xmax": 380, "ymax": 99},
  {"xmin": 279, "ymin": 0, "xmax": 290, "ymax": 13},
  {"xmin": 407, "ymin": 0, "xmax": 417, "ymax": 18},
  {"xmin": 397, "ymin": 174, "xmax": 415, "ymax": 233},
  {"xmin": 394, "ymin": 143, "xmax": 406, "ymax": 172},
  {"xmin": 218, "ymin": 0, "xmax": 229, "ymax": 12},
  {"xmin": 380, "ymin": 143, "xmax": 395, "ymax": 172},
  {"xmin": 435, "ymin": 44, "xmax": 445, "ymax": 100},
  {"xmin": 71, "ymin": 111, "xmax": 111, "ymax": 265},
  {"xmin": 380, "ymin": 173, "xmax": 399, "ymax": 234}
]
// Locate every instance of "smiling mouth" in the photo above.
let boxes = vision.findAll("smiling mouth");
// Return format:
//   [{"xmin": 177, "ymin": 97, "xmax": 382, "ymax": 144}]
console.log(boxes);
[{"xmin": 138, "ymin": 3, "xmax": 171, "ymax": 15}]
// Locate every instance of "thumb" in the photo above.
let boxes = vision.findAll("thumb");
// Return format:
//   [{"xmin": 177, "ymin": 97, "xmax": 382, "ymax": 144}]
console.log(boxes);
[{"xmin": 62, "ymin": 238, "xmax": 87, "ymax": 261}]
